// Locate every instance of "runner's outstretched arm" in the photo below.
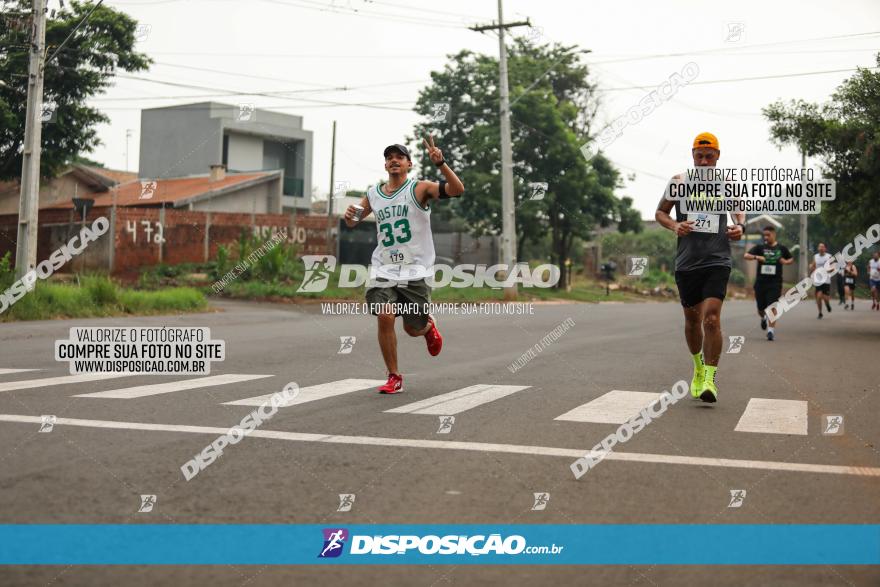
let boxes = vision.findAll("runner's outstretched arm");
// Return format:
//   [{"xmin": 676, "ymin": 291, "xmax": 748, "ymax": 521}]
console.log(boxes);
[{"xmin": 416, "ymin": 135, "xmax": 464, "ymax": 206}]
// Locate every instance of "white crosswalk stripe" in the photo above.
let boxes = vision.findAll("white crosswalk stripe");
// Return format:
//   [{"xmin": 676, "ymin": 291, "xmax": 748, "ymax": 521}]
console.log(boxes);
[
  {"xmin": 223, "ymin": 378, "xmax": 385, "ymax": 407},
  {"xmin": 734, "ymin": 398, "xmax": 808, "ymax": 435},
  {"xmin": 554, "ymin": 390, "xmax": 662, "ymax": 424},
  {"xmin": 0, "ymin": 369, "xmax": 816, "ymax": 443},
  {"xmin": 73, "ymin": 374, "xmax": 274, "ymax": 399},
  {"xmin": 385, "ymin": 384, "xmax": 531, "ymax": 415},
  {"xmin": 0, "ymin": 373, "xmax": 136, "ymax": 393}
]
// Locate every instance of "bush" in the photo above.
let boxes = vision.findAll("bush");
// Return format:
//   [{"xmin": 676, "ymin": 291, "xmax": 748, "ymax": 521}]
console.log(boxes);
[
  {"xmin": 208, "ymin": 231, "xmax": 300, "ymax": 286},
  {"xmin": 210, "ymin": 244, "xmax": 232, "ymax": 281},
  {"xmin": 601, "ymin": 229, "xmax": 678, "ymax": 273},
  {"xmin": 729, "ymin": 268, "xmax": 746, "ymax": 287},
  {"xmin": 82, "ymin": 275, "xmax": 119, "ymax": 306},
  {"xmin": 633, "ymin": 267, "xmax": 676, "ymax": 289}
]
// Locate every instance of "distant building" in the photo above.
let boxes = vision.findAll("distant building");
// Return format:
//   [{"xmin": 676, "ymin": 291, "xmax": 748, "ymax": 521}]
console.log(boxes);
[
  {"xmin": 44, "ymin": 166, "xmax": 283, "ymax": 213},
  {"xmin": 0, "ymin": 164, "xmax": 283, "ymax": 214},
  {"xmin": 138, "ymin": 102, "xmax": 313, "ymax": 213},
  {"xmin": 0, "ymin": 164, "xmax": 137, "ymax": 214}
]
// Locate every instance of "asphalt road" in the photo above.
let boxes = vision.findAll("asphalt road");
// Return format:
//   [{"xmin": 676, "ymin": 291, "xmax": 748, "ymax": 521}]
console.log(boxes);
[{"xmin": 0, "ymin": 297, "xmax": 878, "ymax": 586}]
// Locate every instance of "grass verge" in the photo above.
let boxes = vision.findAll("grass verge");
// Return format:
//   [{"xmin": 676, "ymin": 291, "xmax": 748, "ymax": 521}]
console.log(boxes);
[{"xmin": 0, "ymin": 275, "xmax": 207, "ymax": 322}]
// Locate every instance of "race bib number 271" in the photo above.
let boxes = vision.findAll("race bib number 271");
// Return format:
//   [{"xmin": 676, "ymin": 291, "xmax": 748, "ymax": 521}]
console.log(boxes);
[{"xmin": 688, "ymin": 213, "xmax": 720, "ymax": 234}]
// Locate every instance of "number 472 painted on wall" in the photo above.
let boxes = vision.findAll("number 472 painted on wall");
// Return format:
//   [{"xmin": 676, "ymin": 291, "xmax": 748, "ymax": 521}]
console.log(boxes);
[{"xmin": 126, "ymin": 220, "xmax": 165, "ymax": 244}]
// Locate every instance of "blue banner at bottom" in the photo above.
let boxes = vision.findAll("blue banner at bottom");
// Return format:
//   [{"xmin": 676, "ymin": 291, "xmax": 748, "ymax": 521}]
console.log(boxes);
[{"xmin": 0, "ymin": 525, "xmax": 877, "ymax": 565}]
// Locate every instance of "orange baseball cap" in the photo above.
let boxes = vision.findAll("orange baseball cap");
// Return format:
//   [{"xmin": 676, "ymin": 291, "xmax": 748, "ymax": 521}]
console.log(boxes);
[{"xmin": 693, "ymin": 132, "xmax": 719, "ymax": 150}]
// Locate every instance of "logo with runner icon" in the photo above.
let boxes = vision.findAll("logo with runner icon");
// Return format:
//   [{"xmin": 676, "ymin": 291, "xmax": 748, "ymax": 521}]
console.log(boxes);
[
  {"xmin": 298, "ymin": 256, "xmax": 337, "ymax": 293},
  {"xmin": 338, "ymin": 336, "xmax": 356, "ymax": 354},
  {"xmin": 726, "ymin": 336, "xmax": 745, "ymax": 354},
  {"xmin": 822, "ymin": 414, "xmax": 844, "ymax": 436},
  {"xmin": 318, "ymin": 528, "xmax": 349, "ymax": 558},
  {"xmin": 728, "ymin": 489, "xmax": 746, "ymax": 508},
  {"xmin": 531, "ymin": 492, "xmax": 550, "ymax": 511}
]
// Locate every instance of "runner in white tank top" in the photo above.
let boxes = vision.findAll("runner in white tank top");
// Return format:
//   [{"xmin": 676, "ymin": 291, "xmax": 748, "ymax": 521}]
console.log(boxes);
[
  {"xmin": 365, "ymin": 177, "xmax": 435, "ymax": 282},
  {"xmin": 343, "ymin": 136, "xmax": 465, "ymax": 394}
]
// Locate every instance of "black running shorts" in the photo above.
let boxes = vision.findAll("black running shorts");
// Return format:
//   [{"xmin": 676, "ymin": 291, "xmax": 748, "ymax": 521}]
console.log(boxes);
[
  {"xmin": 754, "ymin": 281, "xmax": 782, "ymax": 314},
  {"xmin": 674, "ymin": 266, "xmax": 731, "ymax": 308}
]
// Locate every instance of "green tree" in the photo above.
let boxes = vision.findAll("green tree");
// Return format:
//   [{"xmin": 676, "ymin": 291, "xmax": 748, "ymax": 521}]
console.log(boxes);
[
  {"xmin": 763, "ymin": 54, "xmax": 880, "ymax": 237},
  {"xmin": 0, "ymin": 1, "xmax": 151, "ymax": 180},
  {"xmin": 616, "ymin": 196, "xmax": 643, "ymax": 233},
  {"xmin": 411, "ymin": 40, "xmax": 621, "ymax": 288}
]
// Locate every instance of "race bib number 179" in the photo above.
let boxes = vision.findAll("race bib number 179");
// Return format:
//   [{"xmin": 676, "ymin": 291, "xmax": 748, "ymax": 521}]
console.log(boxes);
[{"xmin": 380, "ymin": 246, "xmax": 414, "ymax": 266}]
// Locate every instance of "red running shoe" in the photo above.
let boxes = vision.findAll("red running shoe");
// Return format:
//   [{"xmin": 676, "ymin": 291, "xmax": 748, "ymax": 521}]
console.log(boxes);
[
  {"xmin": 378, "ymin": 373, "xmax": 403, "ymax": 394},
  {"xmin": 425, "ymin": 315, "xmax": 443, "ymax": 356}
]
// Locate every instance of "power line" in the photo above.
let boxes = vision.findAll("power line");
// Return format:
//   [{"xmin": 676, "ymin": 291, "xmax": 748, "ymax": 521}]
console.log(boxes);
[
  {"xmin": 112, "ymin": 73, "xmax": 415, "ymax": 110},
  {"xmin": 598, "ymin": 67, "xmax": 876, "ymax": 92},
  {"xmin": 90, "ymin": 80, "xmax": 427, "ymax": 102},
  {"xmin": 363, "ymin": 0, "xmax": 488, "ymax": 21},
  {"xmin": 587, "ymin": 31, "xmax": 880, "ymax": 66},
  {"xmin": 257, "ymin": 0, "xmax": 469, "ymax": 29},
  {"xmin": 150, "ymin": 61, "xmax": 428, "ymax": 92},
  {"xmin": 92, "ymin": 98, "xmax": 415, "ymax": 110},
  {"xmin": 145, "ymin": 51, "xmax": 448, "ymax": 59}
]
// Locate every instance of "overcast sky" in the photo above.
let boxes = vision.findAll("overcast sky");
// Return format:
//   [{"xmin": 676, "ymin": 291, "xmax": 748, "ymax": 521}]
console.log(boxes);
[{"xmin": 88, "ymin": 0, "xmax": 880, "ymax": 219}]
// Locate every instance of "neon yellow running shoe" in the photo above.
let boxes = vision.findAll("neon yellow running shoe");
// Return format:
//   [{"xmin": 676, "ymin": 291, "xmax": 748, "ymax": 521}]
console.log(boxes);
[
  {"xmin": 700, "ymin": 365, "xmax": 718, "ymax": 403},
  {"xmin": 690, "ymin": 353, "xmax": 704, "ymax": 398}
]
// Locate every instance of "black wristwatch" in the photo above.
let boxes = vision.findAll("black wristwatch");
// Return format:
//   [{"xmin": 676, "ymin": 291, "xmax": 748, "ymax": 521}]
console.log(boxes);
[
  {"xmin": 735, "ymin": 222, "xmax": 746, "ymax": 232},
  {"xmin": 435, "ymin": 160, "xmax": 446, "ymax": 168}
]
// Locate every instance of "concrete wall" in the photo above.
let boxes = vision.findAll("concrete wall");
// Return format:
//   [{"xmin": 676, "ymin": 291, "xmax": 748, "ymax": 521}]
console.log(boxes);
[
  {"xmin": 262, "ymin": 140, "xmax": 286, "ymax": 172},
  {"xmin": 226, "ymin": 132, "xmax": 264, "ymax": 172},
  {"xmin": 433, "ymin": 232, "xmax": 499, "ymax": 265},
  {"xmin": 189, "ymin": 179, "xmax": 281, "ymax": 214},
  {"xmin": 0, "ymin": 208, "xmax": 332, "ymax": 276},
  {"xmin": 139, "ymin": 104, "xmax": 221, "ymax": 179}
]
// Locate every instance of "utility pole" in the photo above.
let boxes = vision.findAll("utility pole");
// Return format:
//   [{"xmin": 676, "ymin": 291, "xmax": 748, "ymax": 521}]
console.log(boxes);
[
  {"xmin": 799, "ymin": 151, "xmax": 808, "ymax": 280},
  {"xmin": 326, "ymin": 120, "xmax": 337, "ymax": 257},
  {"xmin": 125, "ymin": 129, "xmax": 133, "ymax": 171},
  {"xmin": 470, "ymin": 2, "xmax": 529, "ymax": 301},
  {"xmin": 15, "ymin": 0, "xmax": 49, "ymax": 280}
]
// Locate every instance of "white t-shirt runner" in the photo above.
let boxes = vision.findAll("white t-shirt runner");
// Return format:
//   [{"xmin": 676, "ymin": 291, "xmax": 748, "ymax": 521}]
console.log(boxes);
[
  {"xmin": 366, "ymin": 178, "xmax": 435, "ymax": 282},
  {"xmin": 813, "ymin": 252, "xmax": 833, "ymax": 285},
  {"xmin": 869, "ymin": 258, "xmax": 880, "ymax": 281}
]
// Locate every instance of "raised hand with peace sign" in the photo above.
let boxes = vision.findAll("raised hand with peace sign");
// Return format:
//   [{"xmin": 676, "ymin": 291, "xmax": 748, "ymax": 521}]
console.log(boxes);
[{"xmin": 422, "ymin": 135, "xmax": 445, "ymax": 167}]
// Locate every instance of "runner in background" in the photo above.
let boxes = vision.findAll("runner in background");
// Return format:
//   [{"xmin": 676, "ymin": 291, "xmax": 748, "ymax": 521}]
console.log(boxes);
[
  {"xmin": 843, "ymin": 261, "xmax": 858, "ymax": 310},
  {"xmin": 836, "ymin": 260, "xmax": 847, "ymax": 306},
  {"xmin": 809, "ymin": 242, "xmax": 834, "ymax": 319},
  {"xmin": 868, "ymin": 251, "xmax": 880, "ymax": 311},
  {"xmin": 744, "ymin": 226, "xmax": 793, "ymax": 340}
]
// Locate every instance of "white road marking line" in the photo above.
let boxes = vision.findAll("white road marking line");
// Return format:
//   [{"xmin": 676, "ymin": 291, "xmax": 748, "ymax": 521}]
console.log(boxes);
[
  {"xmin": 223, "ymin": 379, "xmax": 385, "ymax": 407},
  {"xmin": 0, "ymin": 373, "xmax": 136, "ymax": 393},
  {"xmin": 735, "ymin": 398, "xmax": 808, "ymax": 435},
  {"xmin": 0, "ymin": 414, "xmax": 876, "ymax": 478},
  {"xmin": 385, "ymin": 384, "xmax": 531, "ymax": 415},
  {"xmin": 73, "ymin": 374, "xmax": 274, "ymax": 399},
  {"xmin": 554, "ymin": 390, "xmax": 662, "ymax": 424},
  {"xmin": 0, "ymin": 369, "xmax": 40, "ymax": 375}
]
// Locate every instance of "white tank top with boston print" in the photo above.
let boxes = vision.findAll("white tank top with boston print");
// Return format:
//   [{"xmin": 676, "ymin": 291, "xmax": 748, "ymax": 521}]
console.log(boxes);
[{"xmin": 366, "ymin": 178, "xmax": 435, "ymax": 282}]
